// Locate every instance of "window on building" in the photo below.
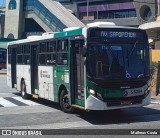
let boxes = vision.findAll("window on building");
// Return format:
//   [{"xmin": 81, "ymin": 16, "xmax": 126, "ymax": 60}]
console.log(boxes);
[
  {"xmin": 8, "ymin": 0, "xmax": 17, "ymax": 10},
  {"xmin": 140, "ymin": 5, "xmax": 152, "ymax": 21},
  {"xmin": 7, "ymin": 33, "xmax": 15, "ymax": 39}
]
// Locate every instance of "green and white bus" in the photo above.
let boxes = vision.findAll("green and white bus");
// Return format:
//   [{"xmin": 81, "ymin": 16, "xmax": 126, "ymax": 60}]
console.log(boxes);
[{"xmin": 7, "ymin": 22, "xmax": 151, "ymax": 113}]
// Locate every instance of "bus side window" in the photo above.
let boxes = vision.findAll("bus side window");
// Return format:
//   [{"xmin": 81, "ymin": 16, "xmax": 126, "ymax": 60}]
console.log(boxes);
[
  {"xmin": 46, "ymin": 41, "xmax": 56, "ymax": 65},
  {"xmin": 8, "ymin": 46, "xmax": 11, "ymax": 64},
  {"xmin": 39, "ymin": 54, "xmax": 46, "ymax": 65},
  {"xmin": 23, "ymin": 45, "xmax": 30, "ymax": 64},
  {"xmin": 39, "ymin": 42, "xmax": 47, "ymax": 65},
  {"xmin": 57, "ymin": 40, "xmax": 68, "ymax": 66},
  {"xmin": 17, "ymin": 45, "xmax": 23, "ymax": 64}
]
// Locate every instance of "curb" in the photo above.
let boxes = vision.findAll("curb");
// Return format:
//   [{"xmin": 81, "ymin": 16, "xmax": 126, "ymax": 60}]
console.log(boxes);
[
  {"xmin": 151, "ymin": 99, "xmax": 160, "ymax": 104},
  {"xmin": 0, "ymin": 72, "xmax": 7, "ymax": 74},
  {"xmin": 151, "ymin": 101, "xmax": 160, "ymax": 104}
]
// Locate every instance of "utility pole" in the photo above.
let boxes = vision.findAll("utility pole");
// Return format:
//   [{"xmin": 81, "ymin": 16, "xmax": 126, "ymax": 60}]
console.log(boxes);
[
  {"xmin": 158, "ymin": 0, "xmax": 160, "ymax": 16},
  {"xmin": 87, "ymin": 0, "xmax": 89, "ymax": 24},
  {"xmin": 97, "ymin": 7, "xmax": 98, "ymax": 19}
]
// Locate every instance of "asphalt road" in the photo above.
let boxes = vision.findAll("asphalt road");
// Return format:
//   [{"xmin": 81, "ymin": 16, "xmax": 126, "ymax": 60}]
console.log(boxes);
[{"xmin": 0, "ymin": 74, "xmax": 160, "ymax": 137}]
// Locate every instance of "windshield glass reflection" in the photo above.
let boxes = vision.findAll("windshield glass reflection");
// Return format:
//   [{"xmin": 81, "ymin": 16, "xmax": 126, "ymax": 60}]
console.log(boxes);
[{"xmin": 86, "ymin": 43, "xmax": 150, "ymax": 80}]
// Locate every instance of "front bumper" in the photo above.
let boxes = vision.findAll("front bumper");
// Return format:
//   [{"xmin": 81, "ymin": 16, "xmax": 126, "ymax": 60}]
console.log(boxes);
[{"xmin": 85, "ymin": 92, "xmax": 151, "ymax": 110}]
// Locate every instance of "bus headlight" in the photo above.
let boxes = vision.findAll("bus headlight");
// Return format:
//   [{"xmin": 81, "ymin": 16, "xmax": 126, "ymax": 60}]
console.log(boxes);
[{"xmin": 89, "ymin": 89, "xmax": 95, "ymax": 95}]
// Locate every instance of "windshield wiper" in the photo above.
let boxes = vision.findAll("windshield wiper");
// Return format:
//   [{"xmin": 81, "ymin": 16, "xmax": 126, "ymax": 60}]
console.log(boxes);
[{"xmin": 129, "ymin": 41, "xmax": 138, "ymax": 56}]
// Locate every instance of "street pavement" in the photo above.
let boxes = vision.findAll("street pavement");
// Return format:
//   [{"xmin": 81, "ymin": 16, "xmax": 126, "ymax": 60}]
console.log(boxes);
[{"xmin": 0, "ymin": 74, "xmax": 160, "ymax": 137}]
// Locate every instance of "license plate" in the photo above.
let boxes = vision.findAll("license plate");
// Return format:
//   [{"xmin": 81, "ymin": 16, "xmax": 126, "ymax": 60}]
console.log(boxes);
[
  {"xmin": 125, "ymin": 89, "xmax": 144, "ymax": 97},
  {"xmin": 121, "ymin": 100, "xmax": 131, "ymax": 105}
]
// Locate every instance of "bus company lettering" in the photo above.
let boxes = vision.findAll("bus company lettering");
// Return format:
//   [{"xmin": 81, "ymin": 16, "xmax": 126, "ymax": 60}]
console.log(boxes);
[
  {"xmin": 40, "ymin": 70, "xmax": 50, "ymax": 78},
  {"xmin": 101, "ymin": 31, "xmax": 136, "ymax": 38},
  {"xmin": 131, "ymin": 130, "xmax": 157, "ymax": 135},
  {"xmin": 11, "ymin": 130, "xmax": 42, "ymax": 136}
]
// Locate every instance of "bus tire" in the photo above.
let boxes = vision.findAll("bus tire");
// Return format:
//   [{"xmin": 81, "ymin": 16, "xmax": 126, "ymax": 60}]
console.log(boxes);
[
  {"xmin": 60, "ymin": 90, "xmax": 74, "ymax": 113},
  {"xmin": 21, "ymin": 81, "xmax": 30, "ymax": 99}
]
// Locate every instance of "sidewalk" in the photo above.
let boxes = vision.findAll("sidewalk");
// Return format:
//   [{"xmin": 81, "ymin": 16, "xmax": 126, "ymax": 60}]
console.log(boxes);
[{"xmin": 151, "ymin": 86, "xmax": 160, "ymax": 104}]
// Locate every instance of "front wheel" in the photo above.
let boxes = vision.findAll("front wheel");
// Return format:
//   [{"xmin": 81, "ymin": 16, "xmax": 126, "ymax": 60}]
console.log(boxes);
[{"xmin": 60, "ymin": 90, "xmax": 74, "ymax": 113}]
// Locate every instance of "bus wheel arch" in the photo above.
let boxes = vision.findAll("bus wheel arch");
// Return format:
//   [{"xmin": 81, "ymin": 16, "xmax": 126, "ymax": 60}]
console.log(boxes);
[
  {"xmin": 20, "ymin": 78, "xmax": 25, "ymax": 90},
  {"xmin": 58, "ymin": 85, "xmax": 74, "ymax": 113},
  {"xmin": 21, "ymin": 79, "xmax": 30, "ymax": 99}
]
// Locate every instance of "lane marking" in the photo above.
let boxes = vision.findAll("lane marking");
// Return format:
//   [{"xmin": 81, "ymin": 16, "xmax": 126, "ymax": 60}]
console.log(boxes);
[
  {"xmin": 151, "ymin": 101, "xmax": 160, "ymax": 104},
  {"xmin": 0, "ymin": 97, "xmax": 17, "ymax": 107},
  {"xmin": 12, "ymin": 97, "xmax": 40, "ymax": 106},
  {"xmin": 3, "ymin": 97, "xmax": 28, "ymax": 106}
]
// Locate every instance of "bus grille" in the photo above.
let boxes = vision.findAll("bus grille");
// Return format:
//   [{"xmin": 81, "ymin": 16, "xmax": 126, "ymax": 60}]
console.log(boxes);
[{"xmin": 106, "ymin": 96, "xmax": 143, "ymax": 107}]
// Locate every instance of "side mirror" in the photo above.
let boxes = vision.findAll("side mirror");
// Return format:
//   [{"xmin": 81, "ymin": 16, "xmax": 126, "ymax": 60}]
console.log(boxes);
[{"xmin": 82, "ymin": 45, "xmax": 87, "ymax": 57}]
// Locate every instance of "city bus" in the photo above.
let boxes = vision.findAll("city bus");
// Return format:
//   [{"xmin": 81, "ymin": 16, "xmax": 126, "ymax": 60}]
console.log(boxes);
[{"xmin": 7, "ymin": 22, "xmax": 151, "ymax": 113}]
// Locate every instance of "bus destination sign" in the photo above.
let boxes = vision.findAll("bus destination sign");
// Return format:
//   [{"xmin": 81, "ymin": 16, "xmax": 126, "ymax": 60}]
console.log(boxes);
[
  {"xmin": 101, "ymin": 31, "xmax": 136, "ymax": 38},
  {"xmin": 89, "ymin": 29, "xmax": 146, "ymax": 39}
]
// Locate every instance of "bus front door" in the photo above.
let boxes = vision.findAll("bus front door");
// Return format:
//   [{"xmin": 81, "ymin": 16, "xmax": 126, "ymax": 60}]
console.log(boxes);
[
  {"xmin": 30, "ymin": 45, "xmax": 38, "ymax": 94},
  {"xmin": 71, "ymin": 40, "xmax": 85, "ymax": 106},
  {"xmin": 11, "ymin": 47, "xmax": 17, "ymax": 88}
]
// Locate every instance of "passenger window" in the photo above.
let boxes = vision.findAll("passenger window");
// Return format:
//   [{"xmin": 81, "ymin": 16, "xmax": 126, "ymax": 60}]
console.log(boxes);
[
  {"xmin": 39, "ymin": 54, "xmax": 46, "ymax": 65},
  {"xmin": 23, "ymin": 45, "xmax": 30, "ymax": 65},
  {"xmin": 40, "ymin": 42, "xmax": 47, "ymax": 53},
  {"xmin": 57, "ymin": 53, "xmax": 68, "ymax": 65},
  {"xmin": 57, "ymin": 40, "xmax": 68, "ymax": 66},
  {"xmin": 48, "ymin": 41, "xmax": 56, "ymax": 52},
  {"xmin": 17, "ymin": 45, "xmax": 23, "ymax": 64}
]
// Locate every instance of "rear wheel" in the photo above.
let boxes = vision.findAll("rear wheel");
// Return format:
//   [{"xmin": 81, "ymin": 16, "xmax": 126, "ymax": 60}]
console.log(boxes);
[
  {"xmin": 60, "ymin": 90, "xmax": 74, "ymax": 113},
  {"xmin": 21, "ymin": 81, "xmax": 30, "ymax": 99}
]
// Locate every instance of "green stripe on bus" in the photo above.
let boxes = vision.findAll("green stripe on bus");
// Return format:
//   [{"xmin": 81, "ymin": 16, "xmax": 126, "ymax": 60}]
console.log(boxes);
[{"xmin": 54, "ymin": 28, "xmax": 82, "ymax": 38}]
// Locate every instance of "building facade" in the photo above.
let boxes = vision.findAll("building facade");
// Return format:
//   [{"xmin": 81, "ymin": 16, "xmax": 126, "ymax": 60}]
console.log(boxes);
[
  {"xmin": 62, "ymin": 0, "xmax": 157, "ymax": 26},
  {"xmin": 4, "ymin": 0, "xmax": 85, "ymax": 39},
  {"xmin": 4, "ymin": 0, "xmax": 158, "ymax": 39}
]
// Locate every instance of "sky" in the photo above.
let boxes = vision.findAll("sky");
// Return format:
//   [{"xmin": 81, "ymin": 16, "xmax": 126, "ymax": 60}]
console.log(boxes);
[{"xmin": 0, "ymin": 0, "xmax": 5, "ymax": 6}]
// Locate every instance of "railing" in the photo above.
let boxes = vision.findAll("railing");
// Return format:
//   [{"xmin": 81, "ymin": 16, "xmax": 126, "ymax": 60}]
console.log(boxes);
[
  {"xmin": 33, "ymin": 0, "xmax": 67, "ymax": 32},
  {"xmin": 24, "ymin": 0, "xmax": 66, "ymax": 32}
]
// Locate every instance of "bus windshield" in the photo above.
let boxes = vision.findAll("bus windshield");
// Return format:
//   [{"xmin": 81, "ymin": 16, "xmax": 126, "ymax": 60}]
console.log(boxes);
[{"xmin": 86, "ymin": 42, "xmax": 150, "ymax": 81}]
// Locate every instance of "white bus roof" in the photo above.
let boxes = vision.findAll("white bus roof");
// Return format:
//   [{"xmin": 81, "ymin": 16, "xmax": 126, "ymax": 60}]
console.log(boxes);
[
  {"xmin": 86, "ymin": 22, "xmax": 141, "ymax": 30},
  {"xmin": 8, "ymin": 34, "xmax": 54, "ymax": 45},
  {"xmin": 63, "ymin": 27, "xmax": 82, "ymax": 32},
  {"xmin": 87, "ymin": 22, "xmax": 116, "ymax": 28}
]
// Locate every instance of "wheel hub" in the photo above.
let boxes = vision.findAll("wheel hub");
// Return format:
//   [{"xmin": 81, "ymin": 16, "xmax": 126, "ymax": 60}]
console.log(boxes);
[{"xmin": 63, "ymin": 95, "xmax": 70, "ymax": 109}]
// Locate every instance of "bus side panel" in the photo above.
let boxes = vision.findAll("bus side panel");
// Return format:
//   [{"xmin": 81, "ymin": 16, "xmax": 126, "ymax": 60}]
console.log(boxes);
[
  {"xmin": 16, "ymin": 65, "xmax": 31, "ymax": 94},
  {"xmin": 23, "ymin": 65, "xmax": 31, "ymax": 95},
  {"xmin": 38, "ymin": 66, "xmax": 54, "ymax": 101},
  {"xmin": 16, "ymin": 65, "xmax": 24, "ymax": 90},
  {"xmin": 7, "ymin": 64, "xmax": 12, "ymax": 87}
]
